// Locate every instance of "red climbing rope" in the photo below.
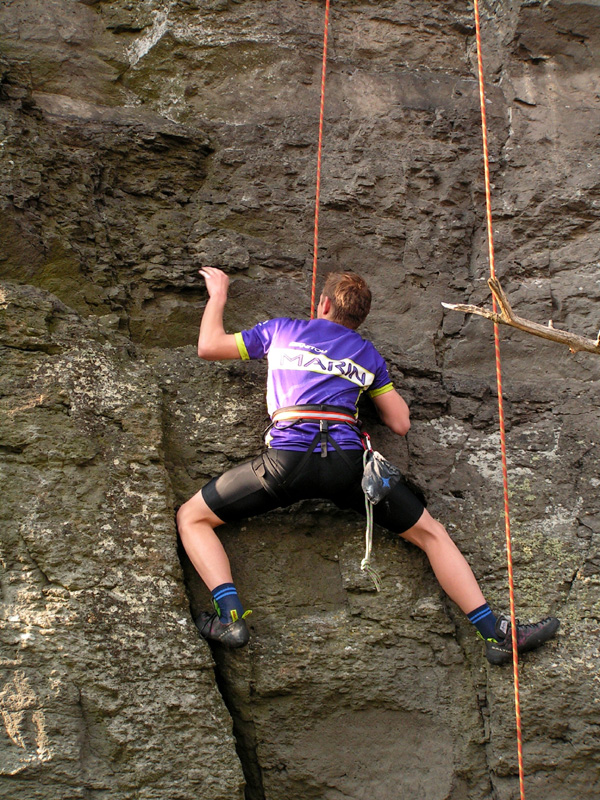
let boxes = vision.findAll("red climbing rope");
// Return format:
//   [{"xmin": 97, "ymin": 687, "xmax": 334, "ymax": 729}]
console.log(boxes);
[
  {"xmin": 473, "ymin": 2, "xmax": 525, "ymax": 798},
  {"xmin": 308, "ymin": 9, "xmax": 524, "ymax": 790},
  {"xmin": 310, "ymin": 0, "xmax": 331, "ymax": 319}
]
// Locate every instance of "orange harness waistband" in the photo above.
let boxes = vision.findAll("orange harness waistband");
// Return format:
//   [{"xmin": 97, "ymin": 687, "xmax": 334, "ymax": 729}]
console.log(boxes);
[{"xmin": 271, "ymin": 405, "xmax": 358, "ymax": 426}]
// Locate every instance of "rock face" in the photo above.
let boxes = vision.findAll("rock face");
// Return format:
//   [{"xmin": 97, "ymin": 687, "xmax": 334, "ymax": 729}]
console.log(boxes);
[
  {"xmin": 1, "ymin": 1, "xmax": 599, "ymax": 799},
  {"xmin": 0, "ymin": 284, "xmax": 244, "ymax": 799}
]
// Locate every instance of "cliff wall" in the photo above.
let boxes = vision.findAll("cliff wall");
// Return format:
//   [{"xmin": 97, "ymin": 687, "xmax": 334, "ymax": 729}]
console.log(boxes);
[{"xmin": 1, "ymin": 2, "xmax": 599, "ymax": 798}]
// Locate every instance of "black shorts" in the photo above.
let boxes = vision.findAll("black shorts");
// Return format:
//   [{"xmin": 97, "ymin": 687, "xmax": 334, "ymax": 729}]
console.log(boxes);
[{"xmin": 201, "ymin": 449, "xmax": 425, "ymax": 535}]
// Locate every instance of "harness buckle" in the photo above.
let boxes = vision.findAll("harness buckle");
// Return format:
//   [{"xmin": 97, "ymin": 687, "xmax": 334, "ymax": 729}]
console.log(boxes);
[{"xmin": 320, "ymin": 419, "xmax": 328, "ymax": 457}]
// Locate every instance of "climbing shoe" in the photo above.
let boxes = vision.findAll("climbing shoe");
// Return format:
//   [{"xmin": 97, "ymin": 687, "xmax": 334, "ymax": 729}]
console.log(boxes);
[
  {"xmin": 484, "ymin": 615, "xmax": 560, "ymax": 665},
  {"xmin": 195, "ymin": 611, "xmax": 251, "ymax": 649}
]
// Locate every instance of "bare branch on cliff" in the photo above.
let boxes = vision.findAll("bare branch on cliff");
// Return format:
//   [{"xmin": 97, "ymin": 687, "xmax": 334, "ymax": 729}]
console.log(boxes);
[{"xmin": 442, "ymin": 277, "xmax": 600, "ymax": 356}]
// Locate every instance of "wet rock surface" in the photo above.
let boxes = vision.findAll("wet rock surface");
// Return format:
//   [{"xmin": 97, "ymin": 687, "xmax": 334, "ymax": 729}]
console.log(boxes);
[{"xmin": 1, "ymin": 1, "xmax": 599, "ymax": 798}]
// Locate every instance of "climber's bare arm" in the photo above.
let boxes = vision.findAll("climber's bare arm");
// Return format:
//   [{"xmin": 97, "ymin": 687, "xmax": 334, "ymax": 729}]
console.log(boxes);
[
  {"xmin": 197, "ymin": 268, "xmax": 242, "ymax": 361},
  {"xmin": 372, "ymin": 389, "xmax": 411, "ymax": 436}
]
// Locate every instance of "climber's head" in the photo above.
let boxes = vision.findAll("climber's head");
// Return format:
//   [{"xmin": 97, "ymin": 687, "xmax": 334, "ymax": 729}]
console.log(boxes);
[{"xmin": 317, "ymin": 272, "xmax": 372, "ymax": 329}]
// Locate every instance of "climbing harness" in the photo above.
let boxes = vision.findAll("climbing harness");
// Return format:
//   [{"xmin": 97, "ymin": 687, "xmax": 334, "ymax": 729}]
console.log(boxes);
[
  {"xmin": 265, "ymin": 403, "xmax": 363, "ymax": 466},
  {"xmin": 270, "ymin": 405, "xmax": 402, "ymax": 590},
  {"xmin": 271, "ymin": 404, "xmax": 359, "ymax": 457},
  {"xmin": 473, "ymin": 1, "xmax": 525, "ymax": 796},
  {"xmin": 269, "ymin": 404, "xmax": 383, "ymax": 587},
  {"xmin": 269, "ymin": 403, "xmax": 362, "ymax": 459}
]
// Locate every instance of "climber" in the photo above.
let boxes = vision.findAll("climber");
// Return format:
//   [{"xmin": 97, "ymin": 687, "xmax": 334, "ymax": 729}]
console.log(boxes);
[{"xmin": 176, "ymin": 267, "xmax": 559, "ymax": 665}]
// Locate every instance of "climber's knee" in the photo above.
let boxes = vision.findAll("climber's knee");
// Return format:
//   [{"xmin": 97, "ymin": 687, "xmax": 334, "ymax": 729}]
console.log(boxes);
[
  {"xmin": 176, "ymin": 490, "xmax": 224, "ymax": 532},
  {"xmin": 400, "ymin": 509, "xmax": 450, "ymax": 553}
]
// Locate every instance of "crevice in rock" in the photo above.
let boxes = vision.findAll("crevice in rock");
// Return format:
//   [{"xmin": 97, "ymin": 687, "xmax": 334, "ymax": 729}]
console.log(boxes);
[
  {"xmin": 560, "ymin": 514, "xmax": 597, "ymax": 609},
  {"xmin": 210, "ymin": 646, "xmax": 266, "ymax": 800},
  {"xmin": 173, "ymin": 522, "xmax": 265, "ymax": 800},
  {"xmin": 164, "ymin": 374, "xmax": 261, "ymax": 798},
  {"xmin": 16, "ymin": 528, "xmax": 51, "ymax": 587}
]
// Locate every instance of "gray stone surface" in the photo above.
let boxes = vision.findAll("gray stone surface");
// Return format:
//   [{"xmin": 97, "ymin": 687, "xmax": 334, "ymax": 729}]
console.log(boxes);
[
  {"xmin": 1, "ymin": 1, "xmax": 599, "ymax": 798},
  {"xmin": 0, "ymin": 284, "xmax": 244, "ymax": 799}
]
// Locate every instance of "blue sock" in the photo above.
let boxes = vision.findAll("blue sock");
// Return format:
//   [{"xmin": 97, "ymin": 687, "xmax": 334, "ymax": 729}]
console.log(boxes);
[
  {"xmin": 211, "ymin": 583, "xmax": 245, "ymax": 624},
  {"xmin": 467, "ymin": 603, "xmax": 497, "ymax": 640}
]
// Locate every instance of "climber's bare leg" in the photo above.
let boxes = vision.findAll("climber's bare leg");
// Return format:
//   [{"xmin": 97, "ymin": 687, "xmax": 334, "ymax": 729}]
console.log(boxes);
[
  {"xmin": 176, "ymin": 490, "xmax": 233, "ymax": 591},
  {"xmin": 400, "ymin": 509, "xmax": 485, "ymax": 613}
]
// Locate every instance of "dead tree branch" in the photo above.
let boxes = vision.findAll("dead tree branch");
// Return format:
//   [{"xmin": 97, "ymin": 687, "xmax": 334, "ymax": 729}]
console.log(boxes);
[{"xmin": 442, "ymin": 277, "xmax": 600, "ymax": 356}]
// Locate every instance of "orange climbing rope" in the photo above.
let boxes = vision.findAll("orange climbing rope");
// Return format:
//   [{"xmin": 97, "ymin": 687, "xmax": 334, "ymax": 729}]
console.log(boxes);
[
  {"xmin": 310, "ymin": 0, "xmax": 331, "ymax": 319},
  {"xmin": 473, "ymin": 2, "xmax": 526, "ymax": 798},
  {"xmin": 309, "ymin": 5, "xmax": 525, "ymax": 791}
]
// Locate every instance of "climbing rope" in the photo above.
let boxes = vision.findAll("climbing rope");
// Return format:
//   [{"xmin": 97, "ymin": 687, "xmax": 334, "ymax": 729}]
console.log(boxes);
[
  {"xmin": 310, "ymin": 0, "xmax": 331, "ymax": 319},
  {"xmin": 309, "ymin": 0, "xmax": 380, "ymax": 591},
  {"xmin": 308, "ymin": 10, "xmax": 525, "ymax": 788},
  {"xmin": 473, "ymin": 2, "xmax": 525, "ymax": 797}
]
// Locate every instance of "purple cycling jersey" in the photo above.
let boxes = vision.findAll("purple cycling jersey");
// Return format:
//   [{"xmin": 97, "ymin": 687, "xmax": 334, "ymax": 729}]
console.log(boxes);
[{"xmin": 235, "ymin": 318, "xmax": 394, "ymax": 451}]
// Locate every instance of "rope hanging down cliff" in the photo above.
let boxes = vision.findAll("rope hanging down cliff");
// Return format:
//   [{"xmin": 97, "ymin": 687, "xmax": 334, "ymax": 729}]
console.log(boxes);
[
  {"xmin": 307, "ymin": 8, "xmax": 547, "ymax": 798},
  {"xmin": 310, "ymin": 0, "xmax": 331, "ymax": 320},
  {"xmin": 472, "ymin": 1, "xmax": 525, "ymax": 797}
]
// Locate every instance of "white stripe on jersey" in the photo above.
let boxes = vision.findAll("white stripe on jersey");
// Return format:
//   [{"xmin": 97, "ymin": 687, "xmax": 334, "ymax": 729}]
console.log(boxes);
[{"xmin": 268, "ymin": 347, "xmax": 374, "ymax": 389}]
